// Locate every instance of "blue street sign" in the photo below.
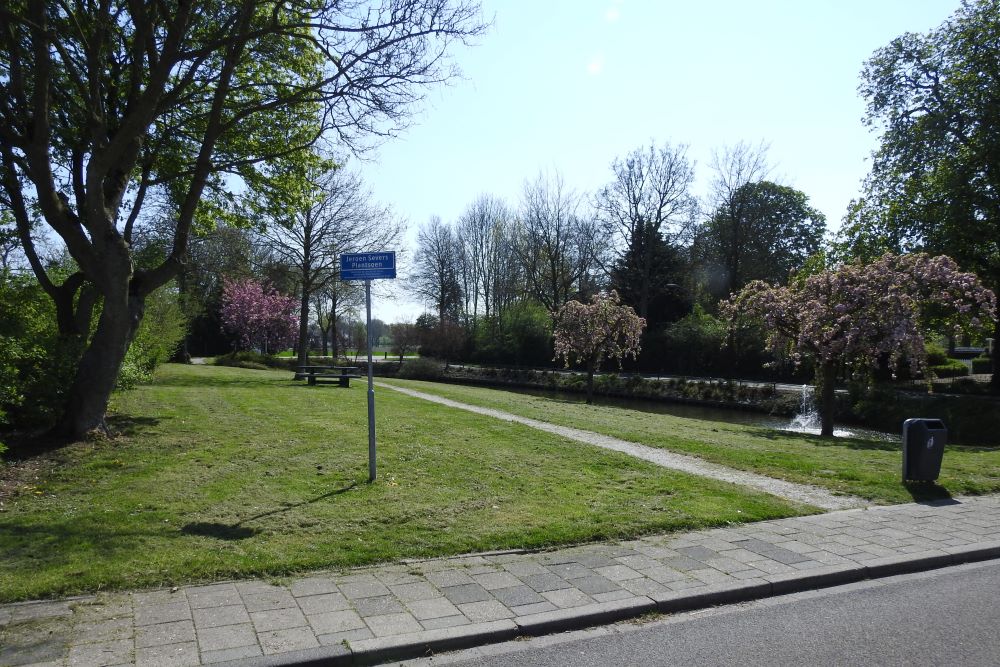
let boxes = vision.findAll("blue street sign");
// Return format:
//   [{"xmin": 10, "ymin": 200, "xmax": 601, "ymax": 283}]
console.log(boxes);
[{"xmin": 340, "ymin": 251, "xmax": 397, "ymax": 281}]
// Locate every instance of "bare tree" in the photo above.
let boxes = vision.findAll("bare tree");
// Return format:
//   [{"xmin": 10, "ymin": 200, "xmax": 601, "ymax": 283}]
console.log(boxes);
[
  {"xmin": 698, "ymin": 141, "xmax": 773, "ymax": 297},
  {"xmin": 260, "ymin": 166, "xmax": 401, "ymax": 367},
  {"xmin": 412, "ymin": 217, "xmax": 463, "ymax": 327},
  {"xmin": 456, "ymin": 195, "xmax": 521, "ymax": 328},
  {"xmin": 516, "ymin": 171, "xmax": 604, "ymax": 312},
  {"xmin": 595, "ymin": 141, "xmax": 696, "ymax": 319},
  {"xmin": 312, "ymin": 279, "xmax": 363, "ymax": 358},
  {"xmin": 0, "ymin": 1, "xmax": 485, "ymax": 437}
]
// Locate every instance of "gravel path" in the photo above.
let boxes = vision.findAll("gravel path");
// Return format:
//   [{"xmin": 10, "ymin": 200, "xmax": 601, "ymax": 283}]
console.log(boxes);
[{"xmin": 380, "ymin": 383, "xmax": 868, "ymax": 511}]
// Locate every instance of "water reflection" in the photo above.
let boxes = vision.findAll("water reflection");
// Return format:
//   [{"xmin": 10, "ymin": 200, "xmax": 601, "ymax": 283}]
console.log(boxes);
[{"xmin": 509, "ymin": 386, "xmax": 896, "ymax": 442}]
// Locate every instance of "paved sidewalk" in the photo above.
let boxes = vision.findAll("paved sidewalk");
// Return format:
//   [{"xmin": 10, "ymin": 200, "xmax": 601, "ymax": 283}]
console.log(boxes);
[{"xmin": 3, "ymin": 495, "xmax": 999, "ymax": 667}]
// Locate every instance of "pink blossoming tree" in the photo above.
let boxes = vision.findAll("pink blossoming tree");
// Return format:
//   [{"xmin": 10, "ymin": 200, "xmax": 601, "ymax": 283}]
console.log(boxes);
[
  {"xmin": 553, "ymin": 291, "xmax": 646, "ymax": 404},
  {"xmin": 220, "ymin": 278, "xmax": 298, "ymax": 354},
  {"xmin": 722, "ymin": 253, "xmax": 996, "ymax": 437}
]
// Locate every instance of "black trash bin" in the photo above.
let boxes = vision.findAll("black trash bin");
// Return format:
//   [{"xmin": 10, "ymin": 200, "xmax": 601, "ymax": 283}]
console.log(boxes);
[{"xmin": 902, "ymin": 418, "xmax": 947, "ymax": 482}]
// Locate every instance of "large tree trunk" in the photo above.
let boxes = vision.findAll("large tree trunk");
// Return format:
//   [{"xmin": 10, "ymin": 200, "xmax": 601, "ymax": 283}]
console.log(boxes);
[
  {"xmin": 817, "ymin": 361, "xmax": 837, "ymax": 438},
  {"xmin": 57, "ymin": 286, "xmax": 144, "ymax": 437}
]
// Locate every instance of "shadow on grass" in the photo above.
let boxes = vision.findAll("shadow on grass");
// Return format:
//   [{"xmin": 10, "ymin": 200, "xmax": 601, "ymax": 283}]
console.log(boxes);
[
  {"xmin": 180, "ymin": 482, "xmax": 358, "ymax": 541},
  {"xmin": 153, "ymin": 372, "xmax": 292, "ymax": 389},
  {"xmin": 106, "ymin": 415, "xmax": 161, "ymax": 437}
]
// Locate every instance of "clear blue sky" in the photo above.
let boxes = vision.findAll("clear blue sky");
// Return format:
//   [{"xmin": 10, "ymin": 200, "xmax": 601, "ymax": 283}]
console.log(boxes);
[{"xmin": 365, "ymin": 0, "xmax": 959, "ymax": 321}]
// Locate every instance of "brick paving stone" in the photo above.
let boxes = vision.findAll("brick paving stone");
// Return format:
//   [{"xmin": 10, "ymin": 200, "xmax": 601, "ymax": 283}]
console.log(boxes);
[
  {"xmin": 540, "ymin": 588, "xmax": 593, "ymax": 609},
  {"xmin": 425, "ymin": 570, "xmax": 475, "ymax": 588},
  {"xmin": 364, "ymin": 612, "xmax": 423, "ymax": 637},
  {"xmin": 339, "ymin": 580, "xmax": 391, "ymax": 600},
  {"xmin": 67, "ymin": 638, "xmax": 133, "ymax": 666},
  {"xmin": 614, "ymin": 555, "xmax": 662, "ymax": 571},
  {"xmin": 619, "ymin": 578, "xmax": 670, "ymax": 597},
  {"xmin": 457, "ymin": 600, "xmax": 516, "ymax": 623},
  {"xmin": 250, "ymin": 607, "xmax": 307, "ymax": 632},
  {"xmin": 637, "ymin": 566, "xmax": 688, "ymax": 585},
  {"xmin": 71, "ymin": 616, "xmax": 134, "ymax": 644},
  {"xmin": 184, "ymin": 584, "xmax": 240, "ymax": 609},
  {"xmin": 201, "ymin": 644, "xmax": 263, "ymax": 664},
  {"xmin": 704, "ymin": 557, "xmax": 753, "ymax": 574},
  {"xmin": 545, "ymin": 562, "xmax": 596, "ymax": 580},
  {"xmin": 472, "ymin": 571, "xmax": 524, "ymax": 590},
  {"xmin": 406, "ymin": 597, "xmax": 462, "ymax": 621},
  {"xmin": 259, "ymin": 626, "xmax": 320, "ymax": 655},
  {"xmin": 593, "ymin": 590, "xmax": 638, "ymax": 603},
  {"xmin": 593, "ymin": 565, "xmax": 643, "ymax": 582},
  {"xmin": 502, "ymin": 561, "xmax": 549, "ymax": 577},
  {"xmin": 296, "ymin": 591, "xmax": 351, "ymax": 615},
  {"xmin": 192, "ymin": 604, "xmax": 250, "ymax": 629},
  {"xmin": 135, "ymin": 620, "xmax": 195, "ymax": 648},
  {"xmin": 72, "ymin": 597, "xmax": 132, "ymax": 623},
  {"xmin": 134, "ymin": 601, "xmax": 191, "ymax": 627},
  {"xmin": 195, "ymin": 623, "xmax": 256, "ymax": 652},
  {"xmin": 441, "ymin": 583, "xmax": 493, "ymax": 605},
  {"xmin": 491, "ymin": 585, "xmax": 545, "ymax": 607},
  {"xmin": 420, "ymin": 614, "xmax": 472, "ymax": 630},
  {"xmin": 308, "ymin": 609, "xmax": 366, "ymax": 635},
  {"xmin": 390, "ymin": 582, "xmax": 442, "ymax": 603},
  {"xmin": 520, "ymin": 573, "xmax": 571, "ymax": 593},
  {"xmin": 240, "ymin": 587, "xmax": 297, "ymax": 612},
  {"xmin": 733, "ymin": 538, "xmax": 812, "ymax": 564},
  {"xmin": 676, "ymin": 545, "xmax": 719, "ymax": 561},
  {"xmin": 662, "ymin": 556, "xmax": 709, "ymax": 572},
  {"xmin": 509, "ymin": 601, "xmax": 559, "ymax": 616},
  {"xmin": 134, "ymin": 641, "xmax": 199, "ymax": 667},
  {"xmin": 133, "ymin": 591, "xmax": 177, "ymax": 607},
  {"xmin": 354, "ymin": 594, "xmax": 405, "ymax": 617},
  {"xmin": 317, "ymin": 627, "xmax": 375, "ymax": 645},
  {"xmin": 337, "ymin": 573, "xmax": 382, "ymax": 584},
  {"xmin": 567, "ymin": 575, "xmax": 623, "ymax": 595},
  {"xmin": 289, "ymin": 577, "xmax": 340, "ymax": 598},
  {"xmin": 666, "ymin": 579, "xmax": 709, "ymax": 592},
  {"xmin": 572, "ymin": 553, "xmax": 618, "ymax": 569},
  {"xmin": 747, "ymin": 559, "xmax": 796, "ymax": 575},
  {"xmin": 689, "ymin": 569, "xmax": 735, "ymax": 585},
  {"xmin": 375, "ymin": 570, "xmax": 424, "ymax": 586}
]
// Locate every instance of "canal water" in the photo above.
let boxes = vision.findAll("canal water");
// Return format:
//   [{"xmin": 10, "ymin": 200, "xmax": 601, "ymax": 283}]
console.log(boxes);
[{"xmin": 509, "ymin": 386, "xmax": 897, "ymax": 442}]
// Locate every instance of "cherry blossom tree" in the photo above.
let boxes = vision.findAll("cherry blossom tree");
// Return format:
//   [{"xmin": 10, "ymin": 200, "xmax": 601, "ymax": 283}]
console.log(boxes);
[
  {"xmin": 722, "ymin": 254, "xmax": 996, "ymax": 437},
  {"xmin": 553, "ymin": 291, "xmax": 646, "ymax": 404},
  {"xmin": 220, "ymin": 278, "xmax": 298, "ymax": 354}
]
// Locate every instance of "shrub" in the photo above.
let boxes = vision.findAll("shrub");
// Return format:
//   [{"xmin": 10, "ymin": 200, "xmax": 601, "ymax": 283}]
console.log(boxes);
[
  {"xmin": 0, "ymin": 271, "xmax": 80, "ymax": 429},
  {"xmin": 398, "ymin": 357, "xmax": 444, "ymax": 380},
  {"xmin": 117, "ymin": 285, "xmax": 187, "ymax": 389},
  {"xmin": 929, "ymin": 358, "xmax": 970, "ymax": 378},
  {"xmin": 925, "ymin": 342, "xmax": 949, "ymax": 366},
  {"xmin": 214, "ymin": 351, "xmax": 294, "ymax": 370},
  {"xmin": 972, "ymin": 356, "xmax": 993, "ymax": 374}
]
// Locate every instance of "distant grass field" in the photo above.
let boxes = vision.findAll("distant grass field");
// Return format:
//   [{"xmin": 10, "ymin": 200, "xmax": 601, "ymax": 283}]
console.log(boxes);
[
  {"xmin": 381, "ymin": 379, "xmax": 1000, "ymax": 504},
  {"xmin": 0, "ymin": 364, "xmax": 807, "ymax": 602}
]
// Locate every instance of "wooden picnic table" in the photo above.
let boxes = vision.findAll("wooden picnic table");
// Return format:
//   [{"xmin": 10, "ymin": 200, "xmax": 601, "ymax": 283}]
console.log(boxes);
[{"xmin": 294, "ymin": 365, "xmax": 362, "ymax": 387}]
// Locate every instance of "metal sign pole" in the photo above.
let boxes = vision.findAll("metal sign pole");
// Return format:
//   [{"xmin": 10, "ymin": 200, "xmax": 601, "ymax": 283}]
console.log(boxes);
[{"xmin": 365, "ymin": 279, "xmax": 376, "ymax": 482}]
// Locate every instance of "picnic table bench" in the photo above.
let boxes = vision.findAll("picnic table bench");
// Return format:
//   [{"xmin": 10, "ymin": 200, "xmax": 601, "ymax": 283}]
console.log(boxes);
[{"xmin": 294, "ymin": 365, "xmax": 362, "ymax": 387}]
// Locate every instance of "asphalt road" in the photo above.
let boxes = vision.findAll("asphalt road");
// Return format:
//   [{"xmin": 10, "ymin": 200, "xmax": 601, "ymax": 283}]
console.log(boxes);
[{"xmin": 407, "ymin": 560, "xmax": 1000, "ymax": 667}]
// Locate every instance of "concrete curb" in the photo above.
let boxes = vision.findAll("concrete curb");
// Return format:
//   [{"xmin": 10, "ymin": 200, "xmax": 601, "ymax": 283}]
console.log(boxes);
[{"xmin": 218, "ymin": 545, "xmax": 1000, "ymax": 666}]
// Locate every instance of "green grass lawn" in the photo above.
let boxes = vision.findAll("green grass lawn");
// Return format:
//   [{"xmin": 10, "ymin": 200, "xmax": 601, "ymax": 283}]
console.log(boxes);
[
  {"xmin": 0, "ymin": 364, "xmax": 808, "ymax": 602},
  {"xmin": 380, "ymin": 379, "xmax": 1000, "ymax": 504}
]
